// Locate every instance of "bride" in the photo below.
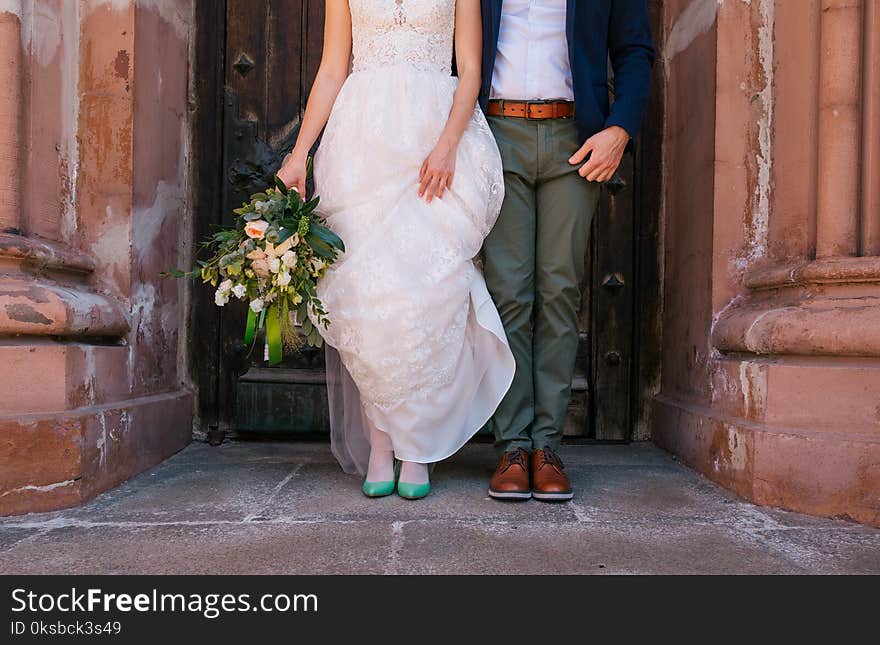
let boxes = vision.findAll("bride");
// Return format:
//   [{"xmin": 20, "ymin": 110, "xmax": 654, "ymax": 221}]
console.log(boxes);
[{"xmin": 278, "ymin": 0, "xmax": 514, "ymax": 500}]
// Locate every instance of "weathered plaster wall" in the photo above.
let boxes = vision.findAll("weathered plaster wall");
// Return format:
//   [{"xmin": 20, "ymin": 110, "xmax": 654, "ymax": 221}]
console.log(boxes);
[
  {"xmin": 658, "ymin": 0, "xmax": 718, "ymax": 405},
  {"xmin": 0, "ymin": 0, "xmax": 194, "ymax": 515},
  {"xmin": 131, "ymin": 1, "xmax": 192, "ymax": 397}
]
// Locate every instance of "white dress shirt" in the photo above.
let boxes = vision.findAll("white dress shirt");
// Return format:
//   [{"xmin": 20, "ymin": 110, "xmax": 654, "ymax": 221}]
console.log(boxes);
[{"xmin": 490, "ymin": 0, "xmax": 574, "ymax": 101}]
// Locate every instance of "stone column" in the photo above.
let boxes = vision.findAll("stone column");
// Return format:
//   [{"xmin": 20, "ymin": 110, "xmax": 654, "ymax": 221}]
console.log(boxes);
[
  {"xmin": 0, "ymin": 1, "xmax": 22, "ymax": 232},
  {"xmin": 862, "ymin": 0, "xmax": 880, "ymax": 255},
  {"xmin": 0, "ymin": 1, "xmax": 129, "ymax": 342},
  {"xmin": 816, "ymin": 0, "xmax": 863, "ymax": 258}
]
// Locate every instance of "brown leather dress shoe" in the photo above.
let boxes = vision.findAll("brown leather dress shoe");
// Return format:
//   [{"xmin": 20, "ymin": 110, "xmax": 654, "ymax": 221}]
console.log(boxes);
[
  {"xmin": 531, "ymin": 447, "xmax": 573, "ymax": 501},
  {"xmin": 489, "ymin": 448, "xmax": 532, "ymax": 500}
]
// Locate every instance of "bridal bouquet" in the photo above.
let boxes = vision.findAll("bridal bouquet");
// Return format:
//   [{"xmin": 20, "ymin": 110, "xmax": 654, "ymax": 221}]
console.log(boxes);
[{"xmin": 168, "ymin": 176, "xmax": 344, "ymax": 365}]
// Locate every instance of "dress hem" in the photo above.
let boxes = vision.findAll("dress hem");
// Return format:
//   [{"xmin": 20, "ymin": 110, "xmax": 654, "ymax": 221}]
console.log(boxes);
[{"xmin": 359, "ymin": 278, "xmax": 515, "ymax": 466}]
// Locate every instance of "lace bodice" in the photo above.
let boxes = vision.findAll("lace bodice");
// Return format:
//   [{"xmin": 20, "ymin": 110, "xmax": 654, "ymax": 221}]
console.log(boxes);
[{"xmin": 349, "ymin": 0, "xmax": 455, "ymax": 73}]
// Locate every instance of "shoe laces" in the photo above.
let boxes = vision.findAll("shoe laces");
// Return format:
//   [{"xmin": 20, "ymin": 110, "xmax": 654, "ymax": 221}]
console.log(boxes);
[
  {"xmin": 539, "ymin": 448, "xmax": 564, "ymax": 471},
  {"xmin": 503, "ymin": 448, "xmax": 528, "ymax": 472}
]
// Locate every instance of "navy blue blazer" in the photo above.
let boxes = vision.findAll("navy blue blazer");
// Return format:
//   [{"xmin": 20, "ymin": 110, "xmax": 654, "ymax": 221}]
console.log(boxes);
[{"xmin": 479, "ymin": 0, "xmax": 655, "ymax": 142}]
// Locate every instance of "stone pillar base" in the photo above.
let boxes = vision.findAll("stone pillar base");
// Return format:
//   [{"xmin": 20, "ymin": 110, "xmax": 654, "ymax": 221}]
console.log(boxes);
[
  {"xmin": 713, "ymin": 257, "xmax": 880, "ymax": 356},
  {"xmin": 652, "ymin": 256, "xmax": 880, "ymax": 528},
  {"xmin": 653, "ymin": 357, "xmax": 880, "ymax": 528},
  {"xmin": 1, "ymin": 388, "xmax": 192, "ymax": 516},
  {"xmin": 0, "ymin": 233, "xmax": 193, "ymax": 516}
]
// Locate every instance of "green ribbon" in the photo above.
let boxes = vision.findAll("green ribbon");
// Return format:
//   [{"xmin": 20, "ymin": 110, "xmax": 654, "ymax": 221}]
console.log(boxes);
[
  {"xmin": 244, "ymin": 307, "xmax": 257, "ymax": 346},
  {"xmin": 265, "ymin": 303, "xmax": 283, "ymax": 366}
]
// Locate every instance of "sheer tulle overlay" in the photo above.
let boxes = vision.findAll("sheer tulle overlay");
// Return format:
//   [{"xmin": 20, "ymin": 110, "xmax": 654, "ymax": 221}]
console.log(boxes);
[{"xmin": 309, "ymin": 0, "xmax": 515, "ymax": 474}]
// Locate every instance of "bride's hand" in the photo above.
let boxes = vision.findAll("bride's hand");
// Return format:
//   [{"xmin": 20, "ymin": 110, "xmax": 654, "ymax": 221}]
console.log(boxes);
[
  {"xmin": 277, "ymin": 152, "xmax": 308, "ymax": 199},
  {"xmin": 419, "ymin": 139, "xmax": 457, "ymax": 203}
]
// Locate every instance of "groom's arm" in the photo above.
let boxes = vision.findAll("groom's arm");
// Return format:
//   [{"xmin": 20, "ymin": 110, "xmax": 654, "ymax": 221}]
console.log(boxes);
[
  {"xmin": 604, "ymin": 0, "xmax": 656, "ymax": 140},
  {"xmin": 569, "ymin": 0, "xmax": 655, "ymax": 182}
]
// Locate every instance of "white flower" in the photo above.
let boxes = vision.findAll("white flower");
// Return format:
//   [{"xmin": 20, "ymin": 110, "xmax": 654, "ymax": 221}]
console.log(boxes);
[
  {"xmin": 214, "ymin": 289, "xmax": 230, "ymax": 307},
  {"xmin": 249, "ymin": 298, "xmax": 265, "ymax": 313},
  {"xmin": 232, "ymin": 284, "xmax": 247, "ymax": 299},
  {"xmin": 310, "ymin": 258, "xmax": 326, "ymax": 273},
  {"xmin": 281, "ymin": 250, "xmax": 297, "ymax": 268},
  {"xmin": 268, "ymin": 257, "xmax": 281, "ymax": 274},
  {"xmin": 219, "ymin": 279, "xmax": 233, "ymax": 293},
  {"xmin": 277, "ymin": 271, "xmax": 291, "ymax": 286}
]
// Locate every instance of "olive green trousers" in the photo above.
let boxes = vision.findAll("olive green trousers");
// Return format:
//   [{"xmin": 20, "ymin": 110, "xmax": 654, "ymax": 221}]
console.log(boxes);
[{"xmin": 483, "ymin": 114, "xmax": 600, "ymax": 454}]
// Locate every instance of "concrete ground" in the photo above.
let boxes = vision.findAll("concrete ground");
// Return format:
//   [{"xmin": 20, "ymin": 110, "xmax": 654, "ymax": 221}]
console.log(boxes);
[{"xmin": 1, "ymin": 441, "xmax": 878, "ymax": 575}]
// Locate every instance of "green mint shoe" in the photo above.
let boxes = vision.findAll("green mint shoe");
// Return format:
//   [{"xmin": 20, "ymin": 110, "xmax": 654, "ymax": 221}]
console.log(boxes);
[
  {"xmin": 362, "ymin": 479, "xmax": 396, "ymax": 498},
  {"xmin": 362, "ymin": 460, "xmax": 400, "ymax": 498},
  {"xmin": 397, "ymin": 480, "xmax": 430, "ymax": 500}
]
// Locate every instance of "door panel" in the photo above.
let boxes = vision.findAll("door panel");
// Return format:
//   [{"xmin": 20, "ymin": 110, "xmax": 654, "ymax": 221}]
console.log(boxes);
[
  {"xmin": 219, "ymin": 0, "xmax": 326, "ymax": 436},
  {"xmin": 217, "ymin": 0, "xmax": 633, "ymax": 440},
  {"xmin": 590, "ymin": 161, "xmax": 635, "ymax": 441}
]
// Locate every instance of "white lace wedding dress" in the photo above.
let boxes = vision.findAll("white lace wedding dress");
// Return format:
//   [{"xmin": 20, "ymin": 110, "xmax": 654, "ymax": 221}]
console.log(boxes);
[{"xmin": 308, "ymin": 0, "xmax": 515, "ymax": 474}]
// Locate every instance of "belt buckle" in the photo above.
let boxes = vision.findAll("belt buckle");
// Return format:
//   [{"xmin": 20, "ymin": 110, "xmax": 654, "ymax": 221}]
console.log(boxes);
[
  {"xmin": 525, "ymin": 100, "xmax": 544, "ymax": 120},
  {"xmin": 527, "ymin": 99, "xmax": 557, "ymax": 120}
]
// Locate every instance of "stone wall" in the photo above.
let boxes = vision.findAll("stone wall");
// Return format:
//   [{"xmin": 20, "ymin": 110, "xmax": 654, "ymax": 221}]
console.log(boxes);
[
  {"xmin": 654, "ymin": 0, "xmax": 880, "ymax": 527},
  {"xmin": 0, "ymin": 0, "xmax": 194, "ymax": 515}
]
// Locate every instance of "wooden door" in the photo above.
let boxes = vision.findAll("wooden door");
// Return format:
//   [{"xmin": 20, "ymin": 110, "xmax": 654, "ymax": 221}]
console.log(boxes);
[
  {"xmin": 201, "ymin": 0, "xmax": 636, "ymax": 441},
  {"xmin": 212, "ymin": 0, "xmax": 328, "ymax": 438}
]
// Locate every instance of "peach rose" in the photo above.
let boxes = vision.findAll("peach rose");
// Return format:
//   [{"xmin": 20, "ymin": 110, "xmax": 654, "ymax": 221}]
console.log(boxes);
[
  {"xmin": 251, "ymin": 258, "xmax": 271, "ymax": 277},
  {"xmin": 244, "ymin": 219, "xmax": 270, "ymax": 240}
]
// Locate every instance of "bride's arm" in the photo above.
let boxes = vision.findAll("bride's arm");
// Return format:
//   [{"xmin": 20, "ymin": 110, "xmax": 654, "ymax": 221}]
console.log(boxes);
[
  {"xmin": 277, "ymin": 2, "xmax": 353, "ymax": 197},
  {"xmin": 418, "ymin": 0, "xmax": 483, "ymax": 203}
]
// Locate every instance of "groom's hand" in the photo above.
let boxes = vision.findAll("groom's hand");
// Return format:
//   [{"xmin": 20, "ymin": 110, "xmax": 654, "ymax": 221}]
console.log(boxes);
[{"xmin": 569, "ymin": 126, "xmax": 631, "ymax": 183}]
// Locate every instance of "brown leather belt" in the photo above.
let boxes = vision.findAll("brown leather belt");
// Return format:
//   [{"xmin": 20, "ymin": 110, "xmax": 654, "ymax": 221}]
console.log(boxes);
[{"xmin": 486, "ymin": 99, "xmax": 575, "ymax": 120}]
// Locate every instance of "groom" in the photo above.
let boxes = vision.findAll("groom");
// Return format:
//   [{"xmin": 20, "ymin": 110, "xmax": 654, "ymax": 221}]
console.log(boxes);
[{"xmin": 480, "ymin": 0, "xmax": 654, "ymax": 501}]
